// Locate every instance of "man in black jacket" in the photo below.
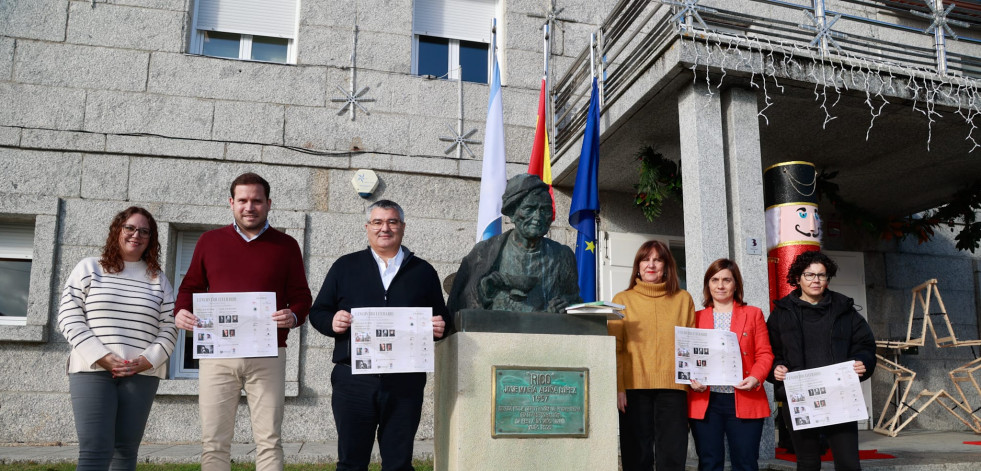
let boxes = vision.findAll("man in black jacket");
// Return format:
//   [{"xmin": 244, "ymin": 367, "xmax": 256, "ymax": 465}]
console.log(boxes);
[
  {"xmin": 768, "ymin": 251, "xmax": 876, "ymax": 471},
  {"xmin": 310, "ymin": 200, "xmax": 450, "ymax": 471}
]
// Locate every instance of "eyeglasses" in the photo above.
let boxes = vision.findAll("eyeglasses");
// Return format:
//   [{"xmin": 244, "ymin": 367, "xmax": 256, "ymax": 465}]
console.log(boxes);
[
  {"xmin": 368, "ymin": 219, "xmax": 403, "ymax": 229},
  {"xmin": 122, "ymin": 224, "xmax": 151, "ymax": 239},
  {"xmin": 802, "ymin": 272, "xmax": 829, "ymax": 281}
]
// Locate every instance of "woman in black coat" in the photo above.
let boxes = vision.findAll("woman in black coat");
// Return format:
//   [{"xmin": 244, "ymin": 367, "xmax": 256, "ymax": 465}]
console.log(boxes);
[{"xmin": 768, "ymin": 251, "xmax": 876, "ymax": 471}]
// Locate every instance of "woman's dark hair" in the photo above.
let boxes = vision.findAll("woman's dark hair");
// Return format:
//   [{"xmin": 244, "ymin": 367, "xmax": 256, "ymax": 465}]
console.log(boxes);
[
  {"xmin": 628, "ymin": 240, "xmax": 680, "ymax": 294},
  {"xmin": 100, "ymin": 206, "xmax": 161, "ymax": 278},
  {"xmin": 701, "ymin": 258, "xmax": 745, "ymax": 308},
  {"xmin": 786, "ymin": 250, "xmax": 838, "ymax": 288}
]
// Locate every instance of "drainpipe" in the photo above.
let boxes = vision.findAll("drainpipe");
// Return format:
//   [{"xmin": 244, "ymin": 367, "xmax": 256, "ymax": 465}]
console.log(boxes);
[
  {"xmin": 934, "ymin": 0, "xmax": 949, "ymax": 75},
  {"xmin": 813, "ymin": 0, "xmax": 829, "ymax": 55}
]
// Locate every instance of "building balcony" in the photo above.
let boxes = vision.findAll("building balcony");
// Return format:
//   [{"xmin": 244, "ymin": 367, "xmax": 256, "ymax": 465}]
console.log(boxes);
[{"xmin": 550, "ymin": 0, "xmax": 981, "ymax": 218}]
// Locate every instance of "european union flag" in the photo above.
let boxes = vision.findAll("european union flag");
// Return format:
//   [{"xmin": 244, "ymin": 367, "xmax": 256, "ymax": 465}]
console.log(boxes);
[{"xmin": 568, "ymin": 78, "xmax": 601, "ymax": 302}]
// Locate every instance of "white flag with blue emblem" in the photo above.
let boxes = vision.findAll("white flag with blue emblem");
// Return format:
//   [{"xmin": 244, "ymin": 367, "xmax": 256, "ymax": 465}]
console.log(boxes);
[{"xmin": 476, "ymin": 56, "xmax": 506, "ymax": 242}]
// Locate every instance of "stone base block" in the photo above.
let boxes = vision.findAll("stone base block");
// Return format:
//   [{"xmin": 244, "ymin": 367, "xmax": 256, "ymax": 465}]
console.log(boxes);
[{"xmin": 434, "ymin": 332, "xmax": 617, "ymax": 470}]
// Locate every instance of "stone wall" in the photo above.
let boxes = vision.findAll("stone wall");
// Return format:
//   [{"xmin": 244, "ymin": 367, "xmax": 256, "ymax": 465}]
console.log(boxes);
[
  {"xmin": 0, "ymin": 0, "xmax": 613, "ymax": 443},
  {"xmin": 825, "ymin": 214, "xmax": 981, "ymax": 433},
  {"xmin": 3, "ymin": 0, "xmax": 979, "ymax": 446}
]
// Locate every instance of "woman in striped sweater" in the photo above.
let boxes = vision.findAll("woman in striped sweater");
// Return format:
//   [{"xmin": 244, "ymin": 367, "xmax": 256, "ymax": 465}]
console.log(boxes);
[{"xmin": 57, "ymin": 206, "xmax": 176, "ymax": 471}]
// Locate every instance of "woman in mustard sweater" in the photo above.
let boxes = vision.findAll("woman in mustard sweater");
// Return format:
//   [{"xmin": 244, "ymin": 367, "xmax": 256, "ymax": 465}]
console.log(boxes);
[{"xmin": 609, "ymin": 240, "xmax": 696, "ymax": 470}]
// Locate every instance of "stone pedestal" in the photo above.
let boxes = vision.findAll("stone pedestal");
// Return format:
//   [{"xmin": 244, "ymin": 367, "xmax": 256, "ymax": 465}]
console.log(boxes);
[{"xmin": 434, "ymin": 310, "xmax": 618, "ymax": 470}]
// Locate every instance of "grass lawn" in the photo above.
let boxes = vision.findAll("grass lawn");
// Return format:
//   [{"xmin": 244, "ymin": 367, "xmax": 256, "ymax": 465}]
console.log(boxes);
[{"xmin": 0, "ymin": 462, "xmax": 435, "ymax": 471}]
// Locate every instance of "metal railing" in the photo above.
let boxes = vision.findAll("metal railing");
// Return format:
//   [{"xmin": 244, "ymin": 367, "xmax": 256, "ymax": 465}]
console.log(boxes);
[{"xmin": 552, "ymin": 0, "xmax": 981, "ymax": 158}]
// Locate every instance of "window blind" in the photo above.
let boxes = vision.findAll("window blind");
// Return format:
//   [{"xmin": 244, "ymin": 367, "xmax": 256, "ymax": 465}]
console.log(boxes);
[
  {"xmin": 0, "ymin": 223, "xmax": 34, "ymax": 259},
  {"xmin": 413, "ymin": 0, "xmax": 495, "ymax": 43},
  {"xmin": 195, "ymin": 0, "xmax": 299, "ymax": 38},
  {"xmin": 176, "ymin": 231, "xmax": 205, "ymax": 288}
]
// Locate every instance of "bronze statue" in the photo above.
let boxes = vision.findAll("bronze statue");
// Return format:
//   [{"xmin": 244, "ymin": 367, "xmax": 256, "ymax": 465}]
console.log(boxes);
[{"xmin": 448, "ymin": 174, "xmax": 582, "ymax": 314}]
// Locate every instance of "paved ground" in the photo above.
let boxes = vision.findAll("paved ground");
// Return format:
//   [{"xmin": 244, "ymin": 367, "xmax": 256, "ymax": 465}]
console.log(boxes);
[{"xmin": 2, "ymin": 430, "xmax": 980, "ymax": 469}]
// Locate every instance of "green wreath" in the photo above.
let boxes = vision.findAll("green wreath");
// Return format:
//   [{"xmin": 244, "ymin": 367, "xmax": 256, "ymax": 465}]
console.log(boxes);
[{"xmin": 633, "ymin": 145, "xmax": 683, "ymax": 222}]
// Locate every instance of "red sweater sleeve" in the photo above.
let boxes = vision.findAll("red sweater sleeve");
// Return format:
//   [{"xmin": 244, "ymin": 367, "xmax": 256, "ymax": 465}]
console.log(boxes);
[
  {"xmin": 283, "ymin": 235, "xmax": 312, "ymax": 325},
  {"xmin": 747, "ymin": 306, "xmax": 774, "ymax": 385}
]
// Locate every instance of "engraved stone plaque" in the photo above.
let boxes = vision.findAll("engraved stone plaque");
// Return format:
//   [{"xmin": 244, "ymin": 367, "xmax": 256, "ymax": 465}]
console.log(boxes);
[{"xmin": 492, "ymin": 366, "xmax": 588, "ymax": 438}]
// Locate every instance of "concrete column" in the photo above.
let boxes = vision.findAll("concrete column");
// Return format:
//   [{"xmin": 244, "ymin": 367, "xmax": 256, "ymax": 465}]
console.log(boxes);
[
  {"xmin": 678, "ymin": 83, "xmax": 729, "ymax": 300},
  {"xmin": 721, "ymin": 87, "xmax": 776, "ymax": 461},
  {"xmin": 721, "ymin": 88, "xmax": 769, "ymax": 316}
]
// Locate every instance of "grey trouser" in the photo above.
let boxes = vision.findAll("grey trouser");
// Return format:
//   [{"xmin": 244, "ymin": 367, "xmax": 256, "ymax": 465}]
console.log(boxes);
[{"xmin": 69, "ymin": 371, "xmax": 160, "ymax": 471}]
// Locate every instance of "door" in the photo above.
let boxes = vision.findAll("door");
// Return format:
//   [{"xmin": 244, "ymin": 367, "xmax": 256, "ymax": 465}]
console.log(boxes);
[
  {"xmin": 824, "ymin": 250, "xmax": 873, "ymax": 429},
  {"xmin": 601, "ymin": 231, "xmax": 686, "ymax": 302}
]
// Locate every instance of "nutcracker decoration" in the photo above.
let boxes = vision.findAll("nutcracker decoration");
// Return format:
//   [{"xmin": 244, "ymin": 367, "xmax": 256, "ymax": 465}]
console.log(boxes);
[{"xmin": 764, "ymin": 161, "xmax": 822, "ymax": 307}]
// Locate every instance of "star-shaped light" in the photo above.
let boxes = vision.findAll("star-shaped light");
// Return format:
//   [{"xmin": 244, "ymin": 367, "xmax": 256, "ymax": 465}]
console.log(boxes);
[
  {"xmin": 660, "ymin": 0, "xmax": 718, "ymax": 31},
  {"xmin": 439, "ymin": 125, "xmax": 481, "ymax": 158},
  {"xmin": 799, "ymin": 11, "xmax": 847, "ymax": 54},
  {"xmin": 330, "ymin": 25, "xmax": 375, "ymax": 121},
  {"xmin": 331, "ymin": 84, "xmax": 375, "ymax": 121},
  {"xmin": 910, "ymin": 1, "xmax": 969, "ymax": 40}
]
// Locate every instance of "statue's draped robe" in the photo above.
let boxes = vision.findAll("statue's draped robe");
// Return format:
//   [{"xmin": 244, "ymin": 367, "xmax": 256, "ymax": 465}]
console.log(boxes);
[{"xmin": 448, "ymin": 230, "xmax": 581, "ymax": 314}]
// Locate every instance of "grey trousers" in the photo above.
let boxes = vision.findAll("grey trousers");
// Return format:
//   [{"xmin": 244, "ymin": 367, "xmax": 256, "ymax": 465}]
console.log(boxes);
[{"xmin": 69, "ymin": 371, "xmax": 160, "ymax": 471}]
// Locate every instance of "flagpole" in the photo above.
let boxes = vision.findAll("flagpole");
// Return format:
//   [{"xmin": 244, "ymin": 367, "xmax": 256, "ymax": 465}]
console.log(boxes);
[
  {"xmin": 597, "ymin": 28, "xmax": 605, "ymax": 109},
  {"xmin": 542, "ymin": 24, "xmax": 548, "ymax": 79},
  {"xmin": 492, "ymin": 18, "xmax": 497, "ymax": 66},
  {"xmin": 543, "ymin": 23, "xmax": 554, "ymax": 170},
  {"xmin": 590, "ymin": 33, "xmax": 600, "ymax": 301},
  {"xmin": 590, "ymin": 33, "xmax": 595, "ymax": 79}
]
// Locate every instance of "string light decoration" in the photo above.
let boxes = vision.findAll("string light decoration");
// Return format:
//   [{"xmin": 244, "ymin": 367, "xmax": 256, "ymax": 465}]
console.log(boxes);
[
  {"xmin": 659, "ymin": 3, "xmax": 981, "ymax": 249},
  {"xmin": 674, "ymin": 12, "xmax": 981, "ymax": 153}
]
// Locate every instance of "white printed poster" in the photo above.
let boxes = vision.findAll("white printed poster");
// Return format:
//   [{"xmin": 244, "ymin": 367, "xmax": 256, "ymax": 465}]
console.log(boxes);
[
  {"xmin": 785, "ymin": 361, "xmax": 869, "ymax": 430},
  {"xmin": 350, "ymin": 307, "xmax": 434, "ymax": 375},
  {"xmin": 674, "ymin": 326, "xmax": 742, "ymax": 386},
  {"xmin": 192, "ymin": 292, "xmax": 278, "ymax": 359}
]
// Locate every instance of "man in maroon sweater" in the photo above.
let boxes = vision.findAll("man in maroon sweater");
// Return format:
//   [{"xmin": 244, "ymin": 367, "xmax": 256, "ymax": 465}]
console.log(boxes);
[{"xmin": 174, "ymin": 173, "xmax": 312, "ymax": 471}]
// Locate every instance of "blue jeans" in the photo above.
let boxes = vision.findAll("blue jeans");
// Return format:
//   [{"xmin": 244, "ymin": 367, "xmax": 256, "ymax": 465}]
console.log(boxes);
[
  {"xmin": 69, "ymin": 371, "xmax": 160, "ymax": 471},
  {"xmin": 690, "ymin": 392, "xmax": 765, "ymax": 471}
]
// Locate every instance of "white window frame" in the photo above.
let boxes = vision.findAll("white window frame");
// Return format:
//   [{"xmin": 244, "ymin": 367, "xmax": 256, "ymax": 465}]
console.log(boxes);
[
  {"xmin": 601, "ymin": 231, "xmax": 687, "ymax": 303},
  {"xmin": 0, "ymin": 222, "xmax": 34, "ymax": 326},
  {"xmin": 411, "ymin": 0, "xmax": 500, "ymax": 83},
  {"xmin": 189, "ymin": 0, "xmax": 300, "ymax": 64},
  {"xmin": 0, "ymin": 195, "xmax": 58, "ymax": 342},
  {"xmin": 411, "ymin": 35, "xmax": 492, "ymax": 82},
  {"xmin": 168, "ymin": 229, "xmax": 207, "ymax": 379}
]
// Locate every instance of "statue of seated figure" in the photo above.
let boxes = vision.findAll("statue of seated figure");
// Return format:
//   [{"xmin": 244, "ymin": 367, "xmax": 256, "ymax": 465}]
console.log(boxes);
[{"xmin": 448, "ymin": 174, "xmax": 582, "ymax": 314}]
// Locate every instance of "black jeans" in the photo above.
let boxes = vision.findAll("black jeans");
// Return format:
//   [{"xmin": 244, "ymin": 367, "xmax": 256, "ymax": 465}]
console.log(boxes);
[
  {"xmin": 331, "ymin": 363, "xmax": 426, "ymax": 471},
  {"xmin": 781, "ymin": 403, "xmax": 861, "ymax": 470},
  {"xmin": 619, "ymin": 388, "xmax": 689, "ymax": 470}
]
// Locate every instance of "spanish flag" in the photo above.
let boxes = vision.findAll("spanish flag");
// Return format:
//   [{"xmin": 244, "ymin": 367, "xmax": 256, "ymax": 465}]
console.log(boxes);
[{"xmin": 528, "ymin": 78, "xmax": 555, "ymax": 219}]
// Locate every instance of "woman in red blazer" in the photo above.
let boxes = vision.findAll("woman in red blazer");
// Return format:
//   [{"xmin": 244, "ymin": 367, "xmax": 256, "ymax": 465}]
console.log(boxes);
[{"xmin": 688, "ymin": 259, "xmax": 774, "ymax": 471}]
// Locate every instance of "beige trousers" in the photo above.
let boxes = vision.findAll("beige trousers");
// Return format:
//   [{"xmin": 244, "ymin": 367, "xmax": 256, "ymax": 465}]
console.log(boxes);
[{"xmin": 199, "ymin": 348, "xmax": 286, "ymax": 471}]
